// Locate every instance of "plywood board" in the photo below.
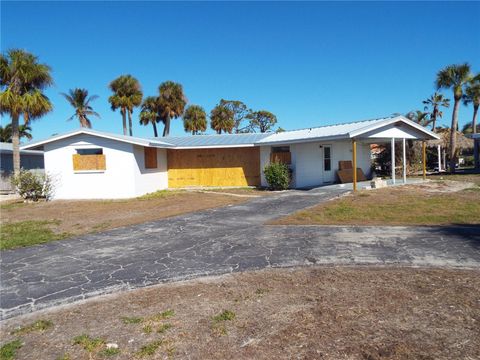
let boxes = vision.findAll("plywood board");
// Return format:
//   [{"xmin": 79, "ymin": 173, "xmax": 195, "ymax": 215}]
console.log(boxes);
[
  {"xmin": 144, "ymin": 147, "xmax": 158, "ymax": 169},
  {"xmin": 167, "ymin": 147, "xmax": 260, "ymax": 188},
  {"xmin": 338, "ymin": 160, "xmax": 352, "ymax": 170},
  {"xmin": 270, "ymin": 152, "xmax": 292, "ymax": 165},
  {"xmin": 72, "ymin": 154, "xmax": 106, "ymax": 171},
  {"xmin": 337, "ymin": 168, "xmax": 367, "ymax": 183}
]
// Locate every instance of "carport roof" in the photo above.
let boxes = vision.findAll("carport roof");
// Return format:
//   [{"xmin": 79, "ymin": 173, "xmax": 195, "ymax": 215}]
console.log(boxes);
[{"xmin": 256, "ymin": 116, "xmax": 439, "ymax": 145}]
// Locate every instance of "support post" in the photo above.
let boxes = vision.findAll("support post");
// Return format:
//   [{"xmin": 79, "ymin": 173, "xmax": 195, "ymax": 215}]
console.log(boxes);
[
  {"xmin": 422, "ymin": 141, "xmax": 427, "ymax": 180},
  {"xmin": 437, "ymin": 145, "xmax": 442, "ymax": 172},
  {"xmin": 391, "ymin": 137, "xmax": 396, "ymax": 184},
  {"xmin": 402, "ymin": 138, "xmax": 407, "ymax": 184},
  {"xmin": 352, "ymin": 139, "xmax": 357, "ymax": 192},
  {"xmin": 443, "ymin": 149, "xmax": 447, "ymax": 172}
]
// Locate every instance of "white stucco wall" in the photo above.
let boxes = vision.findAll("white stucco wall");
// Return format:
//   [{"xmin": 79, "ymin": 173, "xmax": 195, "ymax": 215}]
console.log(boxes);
[
  {"xmin": 132, "ymin": 145, "xmax": 168, "ymax": 196},
  {"xmin": 45, "ymin": 136, "xmax": 169, "ymax": 199},
  {"xmin": 260, "ymin": 140, "xmax": 372, "ymax": 188}
]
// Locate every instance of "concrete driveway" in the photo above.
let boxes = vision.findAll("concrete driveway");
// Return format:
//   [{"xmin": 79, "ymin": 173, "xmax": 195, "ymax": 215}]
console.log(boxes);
[{"xmin": 1, "ymin": 185, "xmax": 479, "ymax": 320}]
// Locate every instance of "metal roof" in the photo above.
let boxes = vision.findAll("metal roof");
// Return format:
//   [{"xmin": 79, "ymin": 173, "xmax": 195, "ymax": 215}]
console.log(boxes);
[
  {"xmin": 21, "ymin": 128, "xmax": 174, "ymax": 150},
  {"xmin": 1, "ymin": 142, "xmax": 44, "ymax": 155},
  {"xmin": 257, "ymin": 116, "xmax": 439, "ymax": 144},
  {"xmin": 255, "ymin": 117, "xmax": 389, "ymax": 145},
  {"xmin": 159, "ymin": 133, "xmax": 270, "ymax": 148},
  {"xmin": 20, "ymin": 116, "xmax": 439, "ymax": 151}
]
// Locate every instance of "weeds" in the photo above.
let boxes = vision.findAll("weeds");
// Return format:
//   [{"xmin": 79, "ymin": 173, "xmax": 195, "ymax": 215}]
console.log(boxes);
[
  {"xmin": 99, "ymin": 347, "xmax": 120, "ymax": 357},
  {"xmin": 213, "ymin": 310, "xmax": 236, "ymax": 322},
  {"xmin": 121, "ymin": 316, "xmax": 143, "ymax": 324},
  {"xmin": 136, "ymin": 340, "xmax": 163, "ymax": 357},
  {"xmin": 151, "ymin": 309, "xmax": 175, "ymax": 321},
  {"xmin": 72, "ymin": 334, "xmax": 105, "ymax": 352},
  {"xmin": 157, "ymin": 323, "xmax": 172, "ymax": 334},
  {"xmin": 0, "ymin": 340, "xmax": 22, "ymax": 360},
  {"xmin": 10, "ymin": 319, "xmax": 53, "ymax": 335}
]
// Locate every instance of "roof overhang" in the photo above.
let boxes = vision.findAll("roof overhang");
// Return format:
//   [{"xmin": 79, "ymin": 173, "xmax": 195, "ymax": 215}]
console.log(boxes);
[
  {"xmin": 348, "ymin": 116, "xmax": 440, "ymax": 140},
  {"xmin": 21, "ymin": 129, "xmax": 174, "ymax": 151},
  {"xmin": 254, "ymin": 134, "xmax": 348, "ymax": 146}
]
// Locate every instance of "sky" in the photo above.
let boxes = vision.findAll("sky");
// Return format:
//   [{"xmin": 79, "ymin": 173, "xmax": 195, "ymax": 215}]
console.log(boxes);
[{"xmin": 1, "ymin": 1, "xmax": 479, "ymax": 141}]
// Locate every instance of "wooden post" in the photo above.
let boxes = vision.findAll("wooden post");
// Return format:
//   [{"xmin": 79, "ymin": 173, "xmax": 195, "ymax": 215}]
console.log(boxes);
[
  {"xmin": 422, "ymin": 141, "xmax": 427, "ymax": 180},
  {"xmin": 352, "ymin": 139, "xmax": 357, "ymax": 192}
]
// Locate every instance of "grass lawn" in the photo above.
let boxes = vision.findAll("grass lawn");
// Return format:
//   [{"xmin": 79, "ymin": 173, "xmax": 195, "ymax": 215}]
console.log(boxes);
[
  {"xmin": 0, "ymin": 190, "xmax": 264, "ymax": 251},
  {"xmin": 1, "ymin": 266, "xmax": 478, "ymax": 359},
  {"xmin": 274, "ymin": 175, "xmax": 480, "ymax": 226}
]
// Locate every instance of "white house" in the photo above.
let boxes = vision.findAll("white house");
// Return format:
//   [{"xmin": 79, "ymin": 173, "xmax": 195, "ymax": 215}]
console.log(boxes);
[
  {"xmin": 21, "ymin": 116, "xmax": 439, "ymax": 199},
  {"xmin": 1, "ymin": 142, "xmax": 45, "ymax": 192}
]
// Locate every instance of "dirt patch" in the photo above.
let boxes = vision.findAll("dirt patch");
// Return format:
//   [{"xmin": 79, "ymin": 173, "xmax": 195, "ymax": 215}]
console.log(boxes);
[
  {"xmin": 1, "ymin": 266, "xmax": 479, "ymax": 359},
  {"xmin": 0, "ymin": 191, "xmax": 255, "ymax": 238},
  {"xmin": 418, "ymin": 180, "xmax": 476, "ymax": 193}
]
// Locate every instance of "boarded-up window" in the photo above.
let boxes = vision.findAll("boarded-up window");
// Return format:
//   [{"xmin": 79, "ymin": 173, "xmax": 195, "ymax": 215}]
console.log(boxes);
[
  {"xmin": 270, "ymin": 146, "xmax": 291, "ymax": 164},
  {"xmin": 144, "ymin": 147, "xmax": 157, "ymax": 169},
  {"xmin": 73, "ymin": 148, "xmax": 106, "ymax": 171}
]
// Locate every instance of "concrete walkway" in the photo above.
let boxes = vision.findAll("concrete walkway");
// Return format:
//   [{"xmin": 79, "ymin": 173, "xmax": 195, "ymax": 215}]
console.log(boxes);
[{"xmin": 1, "ymin": 185, "xmax": 479, "ymax": 320}]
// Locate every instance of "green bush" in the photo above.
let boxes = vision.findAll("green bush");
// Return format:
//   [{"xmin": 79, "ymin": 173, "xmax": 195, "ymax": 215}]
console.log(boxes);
[
  {"xmin": 11, "ymin": 170, "xmax": 53, "ymax": 201},
  {"xmin": 263, "ymin": 162, "xmax": 290, "ymax": 190}
]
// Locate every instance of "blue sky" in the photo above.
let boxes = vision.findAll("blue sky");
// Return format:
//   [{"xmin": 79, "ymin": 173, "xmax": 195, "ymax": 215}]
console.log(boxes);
[{"xmin": 1, "ymin": 1, "xmax": 479, "ymax": 141}]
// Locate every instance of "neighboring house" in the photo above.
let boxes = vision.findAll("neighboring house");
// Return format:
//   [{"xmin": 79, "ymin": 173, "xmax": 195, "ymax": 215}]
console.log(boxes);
[
  {"xmin": 0, "ymin": 142, "xmax": 45, "ymax": 192},
  {"xmin": 21, "ymin": 116, "xmax": 439, "ymax": 199}
]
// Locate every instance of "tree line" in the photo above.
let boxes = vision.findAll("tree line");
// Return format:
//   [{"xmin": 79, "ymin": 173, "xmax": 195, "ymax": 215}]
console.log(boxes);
[
  {"xmin": 403, "ymin": 63, "xmax": 479, "ymax": 172},
  {"xmin": 1, "ymin": 48, "xmax": 478, "ymax": 178},
  {"xmin": 0, "ymin": 49, "xmax": 280, "ymax": 177}
]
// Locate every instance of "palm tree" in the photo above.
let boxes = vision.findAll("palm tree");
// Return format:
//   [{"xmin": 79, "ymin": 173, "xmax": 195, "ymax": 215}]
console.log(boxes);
[
  {"xmin": 157, "ymin": 81, "xmax": 187, "ymax": 137},
  {"xmin": 463, "ymin": 74, "xmax": 480, "ymax": 134},
  {"xmin": 210, "ymin": 104, "xmax": 234, "ymax": 134},
  {"xmin": 183, "ymin": 105, "xmax": 207, "ymax": 135},
  {"xmin": 0, "ymin": 123, "xmax": 32, "ymax": 143},
  {"xmin": 60, "ymin": 88, "xmax": 100, "ymax": 128},
  {"xmin": 422, "ymin": 92, "xmax": 450, "ymax": 132},
  {"xmin": 0, "ymin": 49, "xmax": 53, "ymax": 176},
  {"xmin": 436, "ymin": 63, "xmax": 472, "ymax": 173},
  {"xmin": 139, "ymin": 96, "xmax": 162, "ymax": 137},
  {"xmin": 108, "ymin": 75, "xmax": 143, "ymax": 136},
  {"xmin": 406, "ymin": 110, "xmax": 432, "ymax": 127}
]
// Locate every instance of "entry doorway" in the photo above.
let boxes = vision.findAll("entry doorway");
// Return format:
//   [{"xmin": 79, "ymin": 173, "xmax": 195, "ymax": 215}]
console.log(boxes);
[{"xmin": 322, "ymin": 145, "xmax": 334, "ymax": 183}]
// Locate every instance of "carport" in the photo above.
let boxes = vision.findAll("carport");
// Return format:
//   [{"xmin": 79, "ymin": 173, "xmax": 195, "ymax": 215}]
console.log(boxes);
[{"xmin": 349, "ymin": 118, "xmax": 440, "ymax": 191}]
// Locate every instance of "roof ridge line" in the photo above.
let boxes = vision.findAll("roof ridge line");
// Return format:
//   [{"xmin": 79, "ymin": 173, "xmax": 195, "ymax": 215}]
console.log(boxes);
[{"xmin": 280, "ymin": 116, "xmax": 395, "ymax": 133}]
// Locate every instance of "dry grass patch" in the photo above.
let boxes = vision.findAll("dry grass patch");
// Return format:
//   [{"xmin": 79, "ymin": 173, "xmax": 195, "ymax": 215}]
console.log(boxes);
[
  {"xmin": 274, "ymin": 180, "xmax": 480, "ymax": 226},
  {"xmin": 0, "ymin": 266, "xmax": 479, "ymax": 359},
  {"xmin": 0, "ymin": 191, "xmax": 255, "ymax": 250}
]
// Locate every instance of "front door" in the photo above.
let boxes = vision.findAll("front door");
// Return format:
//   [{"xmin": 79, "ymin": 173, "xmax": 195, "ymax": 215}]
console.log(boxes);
[{"xmin": 322, "ymin": 145, "xmax": 334, "ymax": 183}]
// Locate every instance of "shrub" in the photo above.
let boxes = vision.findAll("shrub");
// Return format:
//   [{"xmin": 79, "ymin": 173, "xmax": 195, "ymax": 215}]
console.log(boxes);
[
  {"xmin": 11, "ymin": 170, "xmax": 53, "ymax": 201},
  {"xmin": 263, "ymin": 162, "xmax": 290, "ymax": 190}
]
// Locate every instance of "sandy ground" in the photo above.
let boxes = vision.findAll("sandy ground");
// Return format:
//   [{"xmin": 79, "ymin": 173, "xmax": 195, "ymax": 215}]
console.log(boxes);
[{"xmin": 1, "ymin": 266, "xmax": 479, "ymax": 360}]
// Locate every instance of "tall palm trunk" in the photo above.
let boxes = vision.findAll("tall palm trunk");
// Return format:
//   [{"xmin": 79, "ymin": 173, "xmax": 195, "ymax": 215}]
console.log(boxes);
[
  {"xmin": 431, "ymin": 108, "xmax": 437, "ymax": 132},
  {"xmin": 473, "ymin": 105, "xmax": 478, "ymax": 134},
  {"xmin": 449, "ymin": 98, "xmax": 460, "ymax": 173},
  {"xmin": 163, "ymin": 115, "xmax": 171, "ymax": 137},
  {"xmin": 128, "ymin": 110, "xmax": 133, "ymax": 136},
  {"xmin": 152, "ymin": 122, "xmax": 158, "ymax": 137},
  {"xmin": 11, "ymin": 113, "xmax": 21, "ymax": 176},
  {"xmin": 121, "ymin": 107, "xmax": 127, "ymax": 135}
]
